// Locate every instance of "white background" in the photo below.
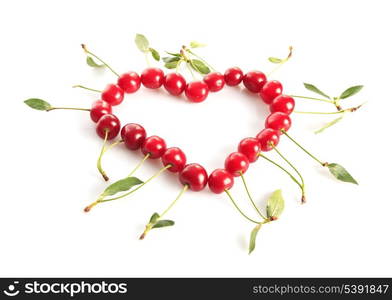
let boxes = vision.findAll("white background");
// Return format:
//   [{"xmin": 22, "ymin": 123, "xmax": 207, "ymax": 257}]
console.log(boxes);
[{"xmin": 0, "ymin": 0, "xmax": 391, "ymax": 277}]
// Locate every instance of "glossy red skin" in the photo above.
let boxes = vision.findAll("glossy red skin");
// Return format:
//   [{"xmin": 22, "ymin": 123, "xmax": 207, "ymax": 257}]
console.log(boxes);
[
  {"xmin": 141, "ymin": 136, "xmax": 167, "ymax": 159},
  {"xmin": 179, "ymin": 163, "xmax": 208, "ymax": 191},
  {"xmin": 224, "ymin": 67, "xmax": 243, "ymax": 86},
  {"xmin": 256, "ymin": 128, "xmax": 280, "ymax": 151},
  {"xmin": 243, "ymin": 71, "xmax": 267, "ymax": 93},
  {"xmin": 117, "ymin": 72, "xmax": 141, "ymax": 94},
  {"xmin": 96, "ymin": 114, "xmax": 121, "ymax": 140},
  {"xmin": 238, "ymin": 137, "xmax": 261, "ymax": 163},
  {"xmin": 260, "ymin": 80, "xmax": 283, "ymax": 104},
  {"xmin": 208, "ymin": 169, "xmax": 234, "ymax": 194},
  {"xmin": 203, "ymin": 72, "xmax": 225, "ymax": 92},
  {"xmin": 163, "ymin": 73, "xmax": 186, "ymax": 96},
  {"xmin": 121, "ymin": 123, "xmax": 146, "ymax": 150},
  {"xmin": 265, "ymin": 112, "xmax": 291, "ymax": 133},
  {"xmin": 270, "ymin": 95, "xmax": 295, "ymax": 114},
  {"xmin": 90, "ymin": 100, "xmax": 112, "ymax": 123},
  {"xmin": 101, "ymin": 84, "xmax": 124, "ymax": 106},
  {"xmin": 185, "ymin": 81, "xmax": 209, "ymax": 102},
  {"xmin": 141, "ymin": 68, "xmax": 164, "ymax": 89},
  {"xmin": 161, "ymin": 147, "xmax": 187, "ymax": 173},
  {"xmin": 225, "ymin": 152, "xmax": 250, "ymax": 177}
]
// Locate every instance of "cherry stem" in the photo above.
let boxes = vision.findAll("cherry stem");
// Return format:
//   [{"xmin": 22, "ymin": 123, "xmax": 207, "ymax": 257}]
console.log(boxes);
[
  {"xmin": 46, "ymin": 107, "xmax": 90, "ymax": 112},
  {"xmin": 97, "ymin": 130, "xmax": 110, "ymax": 181},
  {"xmin": 258, "ymin": 153, "xmax": 305, "ymax": 202},
  {"xmin": 289, "ymin": 95, "xmax": 334, "ymax": 104},
  {"xmin": 294, "ymin": 104, "xmax": 363, "ymax": 115},
  {"xmin": 272, "ymin": 146, "xmax": 306, "ymax": 204},
  {"xmin": 281, "ymin": 130, "xmax": 326, "ymax": 166},
  {"xmin": 186, "ymin": 62, "xmax": 197, "ymax": 80},
  {"xmin": 239, "ymin": 172, "xmax": 267, "ymax": 220},
  {"xmin": 128, "ymin": 153, "xmax": 150, "ymax": 177},
  {"xmin": 82, "ymin": 44, "xmax": 120, "ymax": 77},
  {"xmin": 99, "ymin": 165, "xmax": 171, "ymax": 203},
  {"xmin": 267, "ymin": 46, "xmax": 293, "ymax": 77},
  {"xmin": 72, "ymin": 85, "xmax": 102, "ymax": 93},
  {"xmin": 140, "ymin": 184, "xmax": 188, "ymax": 240},
  {"xmin": 224, "ymin": 190, "xmax": 260, "ymax": 225},
  {"xmin": 144, "ymin": 52, "xmax": 151, "ymax": 67}
]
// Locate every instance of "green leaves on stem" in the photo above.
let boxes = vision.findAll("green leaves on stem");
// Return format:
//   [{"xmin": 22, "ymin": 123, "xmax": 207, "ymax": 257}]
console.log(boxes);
[
  {"xmin": 135, "ymin": 34, "xmax": 160, "ymax": 63},
  {"xmin": 267, "ymin": 46, "xmax": 293, "ymax": 76},
  {"xmin": 86, "ymin": 56, "xmax": 104, "ymax": 68},
  {"xmin": 81, "ymin": 44, "xmax": 119, "ymax": 76},
  {"xmin": 139, "ymin": 212, "xmax": 175, "ymax": 240},
  {"xmin": 248, "ymin": 190, "xmax": 285, "ymax": 254},
  {"xmin": 101, "ymin": 177, "xmax": 144, "ymax": 198},
  {"xmin": 24, "ymin": 98, "xmax": 52, "ymax": 111}
]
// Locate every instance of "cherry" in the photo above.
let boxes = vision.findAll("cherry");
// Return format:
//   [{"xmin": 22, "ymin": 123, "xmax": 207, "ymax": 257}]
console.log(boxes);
[
  {"xmin": 141, "ymin": 68, "xmax": 164, "ymax": 89},
  {"xmin": 90, "ymin": 100, "xmax": 112, "ymax": 123},
  {"xmin": 238, "ymin": 137, "xmax": 261, "ymax": 163},
  {"xmin": 121, "ymin": 123, "xmax": 146, "ymax": 150},
  {"xmin": 161, "ymin": 147, "xmax": 187, "ymax": 173},
  {"xmin": 208, "ymin": 169, "xmax": 234, "ymax": 194},
  {"xmin": 101, "ymin": 84, "xmax": 124, "ymax": 106},
  {"xmin": 224, "ymin": 67, "xmax": 243, "ymax": 86},
  {"xmin": 225, "ymin": 152, "xmax": 250, "ymax": 177},
  {"xmin": 96, "ymin": 114, "xmax": 121, "ymax": 140},
  {"xmin": 260, "ymin": 80, "xmax": 283, "ymax": 104},
  {"xmin": 163, "ymin": 73, "xmax": 186, "ymax": 96},
  {"xmin": 179, "ymin": 163, "xmax": 208, "ymax": 191},
  {"xmin": 141, "ymin": 136, "xmax": 167, "ymax": 159},
  {"xmin": 185, "ymin": 81, "xmax": 209, "ymax": 102},
  {"xmin": 117, "ymin": 72, "xmax": 141, "ymax": 94},
  {"xmin": 265, "ymin": 112, "xmax": 291, "ymax": 133},
  {"xmin": 203, "ymin": 72, "xmax": 225, "ymax": 92},
  {"xmin": 256, "ymin": 128, "xmax": 280, "ymax": 151},
  {"xmin": 270, "ymin": 95, "xmax": 295, "ymax": 115},
  {"xmin": 243, "ymin": 71, "xmax": 267, "ymax": 93}
]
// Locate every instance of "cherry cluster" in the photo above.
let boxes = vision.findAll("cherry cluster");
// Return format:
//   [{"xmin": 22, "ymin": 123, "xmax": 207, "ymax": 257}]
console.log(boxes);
[{"xmin": 90, "ymin": 65, "xmax": 294, "ymax": 193}]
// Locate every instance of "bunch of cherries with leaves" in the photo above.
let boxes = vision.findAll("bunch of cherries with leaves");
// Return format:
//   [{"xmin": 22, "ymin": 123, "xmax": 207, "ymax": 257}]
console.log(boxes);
[{"xmin": 24, "ymin": 34, "xmax": 363, "ymax": 254}]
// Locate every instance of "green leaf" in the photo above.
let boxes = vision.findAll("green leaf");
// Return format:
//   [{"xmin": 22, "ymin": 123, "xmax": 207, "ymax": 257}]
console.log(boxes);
[
  {"xmin": 268, "ymin": 57, "xmax": 283, "ymax": 64},
  {"xmin": 152, "ymin": 220, "xmax": 175, "ymax": 229},
  {"xmin": 135, "ymin": 34, "xmax": 149, "ymax": 52},
  {"xmin": 340, "ymin": 85, "xmax": 363, "ymax": 99},
  {"xmin": 165, "ymin": 51, "xmax": 181, "ymax": 57},
  {"xmin": 314, "ymin": 116, "xmax": 344, "ymax": 134},
  {"xmin": 190, "ymin": 59, "xmax": 210, "ymax": 74},
  {"xmin": 165, "ymin": 60, "xmax": 180, "ymax": 69},
  {"xmin": 162, "ymin": 56, "xmax": 180, "ymax": 63},
  {"xmin": 327, "ymin": 163, "xmax": 358, "ymax": 185},
  {"xmin": 249, "ymin": 223, "xmax": 262, "ymax": 254},
  {"xmin": 303, "ymin": 83, "xmax": 330, "ymax": 99},
  {"xmin": 266, "ymin": 190, "xmax": 285, "ymax": 219},
  {"xmin": 189, "ymin": 41, "xmax": 206, "ymax": 48},
  {"xmin": 149, "ymin": 212, "xmax": 160, "ymax": 224},
  {"xmin": 149, "ymin": 48, "xmax": 160, "ymax": 61},
  {"xmin": 101, "ymin": 177, "xmax": 143, "ymax": 197},
  {"xmin": 86, "ymin": 56, "xmax": 104, "ymax": 68},
  {"xmin": 24, "ymin": 98, "xmax": 52, "ymax": 111}
]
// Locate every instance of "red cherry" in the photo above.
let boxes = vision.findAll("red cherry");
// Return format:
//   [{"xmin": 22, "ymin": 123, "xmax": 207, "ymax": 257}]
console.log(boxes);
[
  {"xmin": 101, "ymin": 84, "xmax": 124, "ymax": 106},
  {"xmin": 224, "ymin": 67, "xmax": 243, "ymax": 86},
  {"xmin": 141, "ymin": 68, "xmax": 164, "ymax": 89},
  {"xmin": 121, "ymin": 123, "xmax": 146, "ymax": 150},
  {"xmin": 208, "ymin": 169, "xmax": 234, "ymax": 194},
  {"xmin": 265, "ymin": 112, "xmax": 291, "ymax": 133},
  {"xmin": 185, "ymin": 81, "xmax": 209, "ymax": 102},
  {"xmin": 96, "ymin": 114, "xmax": 120, "ymax": 140},
  {"xmin": 90, "ymin": 100, "xmax": 112, "ymax": 123},
  {"xmin": 117, "ymin": 72, "xmax": 141, "ymax": 94},
  {"xmin": 179, "ymin": 163, "xmax": 208, "ymax": 191},
  {"xmin": 225, "ymin": 152, "xmax": 249, "ymax": 177},
  {"xmin": 161, "ymin": 147, "xmax": 187, "ymax": 173},
  {"xmin": 256, "ymin": 128, "xmax": 280, "ymax": 151},
  {"xmin": 259, "ymin": 80, "xmax": 283, "ymax": 104},
  {"xmin": 163, "ymin": 73, "xmax": 186, "ymax": 96},
  {"xmin": 243, "ymin": 71, "xmax": 267, "ymax": 93},
  {"xmin": 238, "ymin": 137, "xmax": 261, "ymax": 163},
  {"xmin": 203, "ymin": 72, "xmax": 225, "ymax": 92},
  {"xmin": 270, "ymin": 95, "xmax": 295, "ymax": 114},
  {"xmin": 141, "ymin": 136, "xmax": 167, "ymax": 159}
]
